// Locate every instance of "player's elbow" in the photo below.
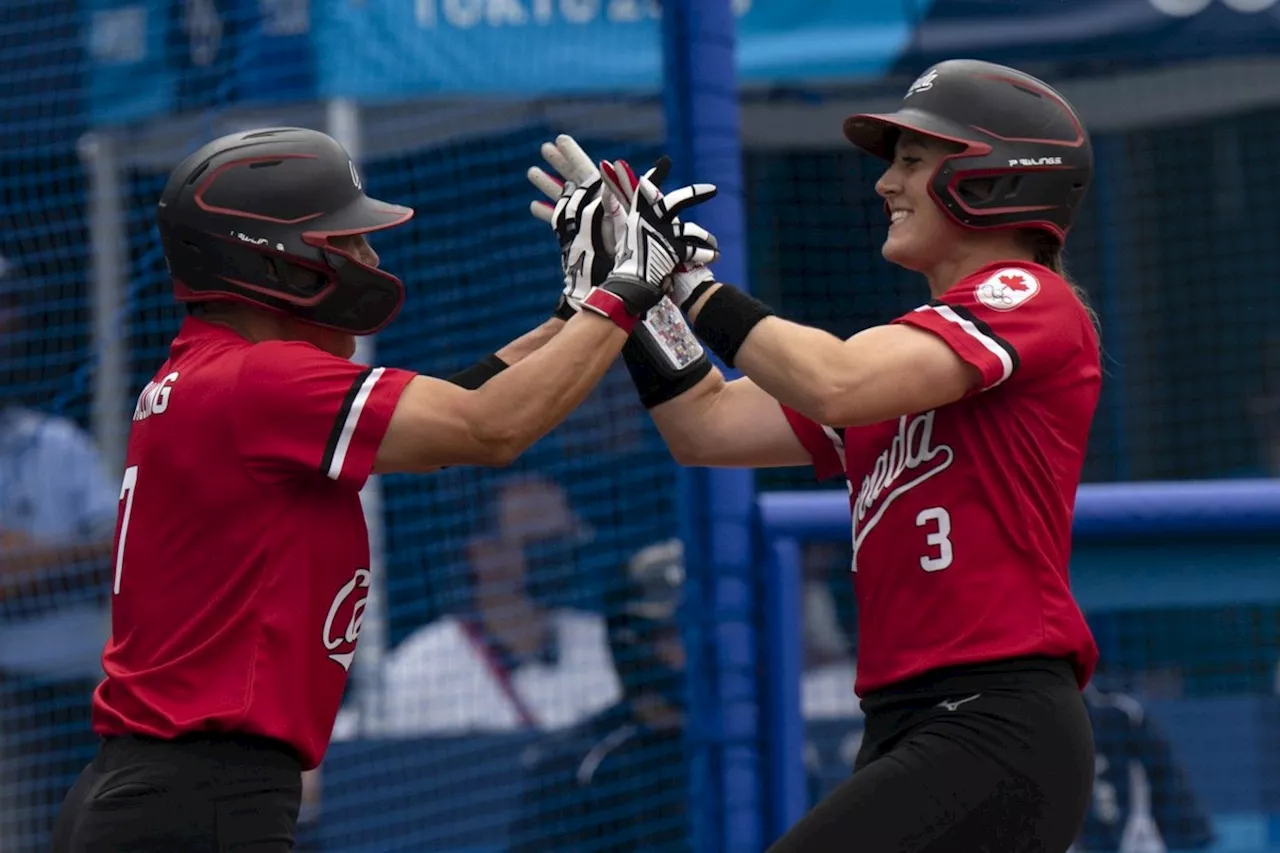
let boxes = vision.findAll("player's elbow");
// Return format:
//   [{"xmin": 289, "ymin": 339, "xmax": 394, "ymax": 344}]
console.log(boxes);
[
  {"xmin": 459, "ymin": 414, "xmax": 525, "ymax": 467},
  {"xmin": 650, "ymin": 379, "xmax": 727, "ymax": 467},
  {"xmin": 465, "ymin": 397, "xmax": 542, "ymax": 466},
  {"xmin": 665, "ymin": 432, "xmax": 713, "ymax": 467},
  {"xmin": 474, "ymin": 430, "xmax": 525, "ymax": 467},
  {"xmin": 649, "ymin": 412, "xmax": 705, "ymax": 466},
  {"xmin": 805, "ymin": 373, "xmax": 874, "ymax": 429}
]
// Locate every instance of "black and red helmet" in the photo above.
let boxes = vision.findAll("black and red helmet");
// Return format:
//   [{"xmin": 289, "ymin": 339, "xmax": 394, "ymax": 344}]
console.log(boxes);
[
  {"xmin": 157, "ymin": 127, "xmax": 414, "ymax": 335},
  {"xmin": 844, "ymin": 59, "xmax": 1092, "ymax": 243}
]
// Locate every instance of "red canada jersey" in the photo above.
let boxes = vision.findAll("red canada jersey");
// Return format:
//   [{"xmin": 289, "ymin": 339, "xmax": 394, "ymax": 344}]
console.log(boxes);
[
  {"xmin": 783, "ymin": 261, "xmax": 1101, "ymax": 696},
  {"xmin": 93, "ymin": 318, "xmax": 415, "ymax": 769}
]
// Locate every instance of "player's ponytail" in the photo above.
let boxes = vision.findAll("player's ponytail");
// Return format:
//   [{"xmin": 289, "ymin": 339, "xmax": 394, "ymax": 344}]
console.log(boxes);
[{"xmin": 1019, "ymin": 229, "xmax": 1100, "ymax": 336}]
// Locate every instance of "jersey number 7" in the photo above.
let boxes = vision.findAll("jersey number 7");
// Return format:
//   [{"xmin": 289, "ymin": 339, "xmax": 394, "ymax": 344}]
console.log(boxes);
[{"xmin": 114, "ymin": 465, "xmax": 139, "ymax": 595}]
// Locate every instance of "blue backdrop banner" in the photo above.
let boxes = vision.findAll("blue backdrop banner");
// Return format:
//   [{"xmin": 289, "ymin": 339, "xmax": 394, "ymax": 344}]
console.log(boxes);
[
  {"xmin": 84, "ymin": 0, "xmax": 316, "ymax": 125},
  {"xmin": 83, "ymin": 0, "xmax": 1280, "ymax": 124}
]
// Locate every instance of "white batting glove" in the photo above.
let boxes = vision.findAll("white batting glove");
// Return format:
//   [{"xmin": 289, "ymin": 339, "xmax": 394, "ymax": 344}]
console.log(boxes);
[
  {"xmin": 580, "ymin": 156, "xmax": 718, "ymax": 335},
  {"xmin": 528, "ymin": 135, "xmax": 620, "ymax": 318},
  {"xmin": 599, "ymin": 158, "xmax": 720, "ymax": 313}
]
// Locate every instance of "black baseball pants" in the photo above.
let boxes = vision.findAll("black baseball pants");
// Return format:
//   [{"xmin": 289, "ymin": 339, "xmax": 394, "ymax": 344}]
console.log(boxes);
[
  {"xmin": 768, "ymin": 656, "xmax": 1095, "ymax": 853},
  {"xmin": 49, "ymin": 733, "xmax": 302, "ymax": 852}
]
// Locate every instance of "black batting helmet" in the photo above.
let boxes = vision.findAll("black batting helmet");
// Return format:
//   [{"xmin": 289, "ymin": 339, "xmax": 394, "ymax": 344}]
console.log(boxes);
[
  {"xmin": 844, "ymin": 59, "xmax": 1092, "ymax": 242},
  {"xmin": 157, "ymin": 127, "xmax": 414, "ymax": 335}
]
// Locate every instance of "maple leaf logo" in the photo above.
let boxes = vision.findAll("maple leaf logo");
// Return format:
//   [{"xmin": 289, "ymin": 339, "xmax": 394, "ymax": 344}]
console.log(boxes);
[
  {"xmin": 999, "ymin": 273, "xmax": 1029, "ymax": 292},
  {"xmin": 976, "ymin": 268, "xmax": 1039, "ymax": 311}
]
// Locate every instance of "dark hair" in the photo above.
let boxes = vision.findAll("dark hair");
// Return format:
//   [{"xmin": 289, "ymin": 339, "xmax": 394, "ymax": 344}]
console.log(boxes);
[
  {"xmin": 946, "ymin": 177, "xmax": 1099, "ymax": 333},
  {"xmin": 1017, "ymin": 229, "xmax": 1100, "ymax": 334}
]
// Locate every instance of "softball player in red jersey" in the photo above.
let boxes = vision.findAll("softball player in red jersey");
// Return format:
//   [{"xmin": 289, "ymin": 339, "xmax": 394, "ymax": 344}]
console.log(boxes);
[
  {"xmin": 51, "ymin": 127, "xmax": 717, "ymax": 852},
  {"xmin": 547, "ymin": 59, "xmax": 1101, "ymax": 853}
]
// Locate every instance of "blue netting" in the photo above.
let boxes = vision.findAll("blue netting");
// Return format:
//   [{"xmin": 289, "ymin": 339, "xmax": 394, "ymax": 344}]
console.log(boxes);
[
  {"xmin": 0, "ymin": 4, "xmax": 102, "ymax": 851},
  {"xmin": 0, "ymin": 2, "xmax": 692, "ymax": 852},
  {"xmin": 4, "ymin": 0, "xmax": 1280, "ymax": 851}
]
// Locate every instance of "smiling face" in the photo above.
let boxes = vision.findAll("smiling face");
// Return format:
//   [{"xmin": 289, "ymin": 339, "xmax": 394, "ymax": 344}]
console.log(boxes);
[{"xmin": 874, "ymin": 131, "xmax": 970, "ymax": 275}]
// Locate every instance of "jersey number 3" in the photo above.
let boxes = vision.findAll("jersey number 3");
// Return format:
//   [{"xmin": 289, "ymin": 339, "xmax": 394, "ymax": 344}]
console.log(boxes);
[
  {"xmin": 114, "ymin": 465, "xmax": 139, "ymax": 595},
  {"xmin": 915, "ymin": 507, "xmax": 953, "ymax": 572}
]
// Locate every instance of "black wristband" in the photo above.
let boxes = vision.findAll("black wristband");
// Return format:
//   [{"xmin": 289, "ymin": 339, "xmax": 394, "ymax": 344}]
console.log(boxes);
[
  {"xmin": 446, "ymin": 354, "xmax": 508, "ymax": 390},
  {"xmin": 621, "ymin": 335, "xmax": 712, "ymax": 409},
  {"xmin": 691, "ymin": 285, "xmax": 776, "ymax": 368}
]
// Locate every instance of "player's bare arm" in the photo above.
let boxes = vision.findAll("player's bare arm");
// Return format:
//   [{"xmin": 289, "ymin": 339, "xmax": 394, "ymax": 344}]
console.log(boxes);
[
  {"xmin": 687, "ymin": 284, "xmax": 980, "ymax": 428},
  {"xmin": 646, "ymin": 368, "xmax": 810, "ymax": 468},
  {"xmin": 493, "ymin": 317, "xmax": 565, "ymax": 366},
  {"xmin": 376, "ymin": 310, "xmax": 625, "ymax": 471},
  {"xmin": 442, "ymin": 317, "xmax": 568, "ymax": 391}
]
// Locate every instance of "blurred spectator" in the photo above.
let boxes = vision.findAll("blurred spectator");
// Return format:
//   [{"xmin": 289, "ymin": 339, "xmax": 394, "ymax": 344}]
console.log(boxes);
[
  {"xmin": 550, "ymin": 360, "xmax": 677, "ymax": 569},
  {"xmin": 378, "ymin": 474, "xmax": 620, "ymax": 734},
  {"xmin": 0, "ymin": 257, "xmax": 117, "ymax": 853},
  {"xmin": 512, "ymin": 537, "xmax": 688, "ymax": 853},
  {"xmin": 801, "ymin": 542, "xmax": 851, "ymax": 668},
  {"xmin": 514, "ymin": 537, "xmax": 844, "ymax": 853},
  {"xmin": 1073, "ymin": 682, "xmax": 1214, "ymax": 853},
  {"xmin": 799, "ymin": 542, "xmax": 860, "ymax": 720}
]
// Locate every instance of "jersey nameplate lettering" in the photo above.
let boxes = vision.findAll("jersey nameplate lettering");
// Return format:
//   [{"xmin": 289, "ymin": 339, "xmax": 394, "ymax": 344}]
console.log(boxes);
[
  {"xmin": 324, "ymin": 567, "xmax": 370, "ymax": 671},
  {"xmin": 133, "ymin": 372, "xmax": 180, "ymax": 421},
  {"xmin": 852, "ymin": 411, "xmax": 954, "ymax": 570},
  {"xmin": 975, "ymin": 267, "xmax": 1040, "ymax": 312}
]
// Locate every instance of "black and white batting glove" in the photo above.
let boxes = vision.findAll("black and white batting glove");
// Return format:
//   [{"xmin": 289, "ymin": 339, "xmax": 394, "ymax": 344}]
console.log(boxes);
[
  {"xmin": 581, "ymin": 157, "xmax": 719, "ymax": 333},
  {"xmin": 528, "ymin": 135, "xmax": 618, "ymax": 319},
  {"xmin": 599, "ymin": 157, "xmax": 720, "ymax": 314}
]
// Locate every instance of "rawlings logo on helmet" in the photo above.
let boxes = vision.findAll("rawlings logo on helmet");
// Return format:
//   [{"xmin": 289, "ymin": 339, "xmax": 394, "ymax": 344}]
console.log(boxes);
[
  {"xmin": 906, "ymin": 69, "xmax": 938, "ymax": 98},
  {"xmin": 1009, "ymin": 157, "xmax": 1064, "ymax": 167}
]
